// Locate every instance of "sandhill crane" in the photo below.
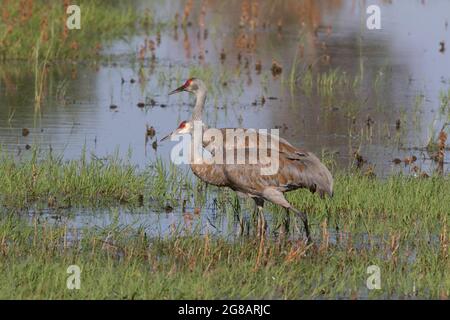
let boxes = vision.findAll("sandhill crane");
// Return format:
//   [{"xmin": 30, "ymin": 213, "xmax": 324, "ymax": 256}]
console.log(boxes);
[{"xmin": 165, "ymin": 79, "xmax": 333, "ymax": 242}]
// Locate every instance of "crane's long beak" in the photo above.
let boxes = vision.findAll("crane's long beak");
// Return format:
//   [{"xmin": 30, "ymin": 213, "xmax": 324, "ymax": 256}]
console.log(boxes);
[
  {"xmin": 160, "ymin": 132, "xmax": 172, "ymax": 142},
  {"xmin": 168, "ymin": 84, "xmax": 186, "ymax": 95},
  {"xmin": 160, "ymin": 129, "xmax": 177, "ymax": 142}
]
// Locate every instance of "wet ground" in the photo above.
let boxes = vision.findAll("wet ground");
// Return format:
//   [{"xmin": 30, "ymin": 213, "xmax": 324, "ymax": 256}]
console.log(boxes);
[{"xmin": 0, "ymin": 0, "xmax": 449, "ymax": 233}]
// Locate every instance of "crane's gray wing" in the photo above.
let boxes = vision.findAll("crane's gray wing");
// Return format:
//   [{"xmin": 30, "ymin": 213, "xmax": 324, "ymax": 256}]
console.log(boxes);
[
  {"xmin": 222, "ymin": 147, "xmax": 333, "ymax": 198},
  {"xmin": 203, "ymin": 128, "xmax": 295, "ymax": 153}
]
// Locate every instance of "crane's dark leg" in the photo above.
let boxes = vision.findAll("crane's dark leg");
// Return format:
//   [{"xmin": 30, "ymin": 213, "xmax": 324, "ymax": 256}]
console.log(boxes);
[
  {"xmin": 259, "ymin": 206, "xmax": 266, "ymax": 237},
  {"xmin": 238, "ymin": 214, "xmax": 245, "ymax": 237},
  {"xmin": 262, "ymin": 188, "xmax": 311, "ymax": 243},
  {"xmin": 289, "ymin": 207, "xmax": 311, "ymax": 244},
  {"xmin": 254, "ymin": 198, "xmax": 266, "ymax": 238},
  {"xmin": 278, "ymin": 208, "xmax": 290, "ymax": 240},
  {"xmin": 247, "ymin": 200, "xmax": 258, "ymax": 236}
]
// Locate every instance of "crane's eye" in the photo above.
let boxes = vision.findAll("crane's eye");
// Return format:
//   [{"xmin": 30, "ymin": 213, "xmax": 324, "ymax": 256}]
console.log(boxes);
[{"xmin": 178, "ymin": 121, "xmax": 187, "ymax": 129}]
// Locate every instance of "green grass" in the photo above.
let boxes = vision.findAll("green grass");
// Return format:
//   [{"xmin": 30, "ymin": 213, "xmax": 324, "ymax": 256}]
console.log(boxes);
[
  {"xmin": 0, "ymin": 212, "xmax": 448, "ymax": 299},
  {"xmin": 0, "ymin": 0, "xmax": 140, "ymax": 60},
  {"xmin": 0, "ymin": 150, "xmax": 448, "ymax": 299},
  {"xmin": 0, "ymin": 148, "xmax": 193, "ymax": 209},
  {"xmin": 298, "ymin": 68, "xmax": 361, "ymax": 109}
]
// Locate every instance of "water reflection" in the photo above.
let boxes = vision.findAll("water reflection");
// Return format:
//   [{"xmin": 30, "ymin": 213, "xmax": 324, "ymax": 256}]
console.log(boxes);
[{"xmin": 0, "ymin": 0, "xmax": 449, "ymax": 177}]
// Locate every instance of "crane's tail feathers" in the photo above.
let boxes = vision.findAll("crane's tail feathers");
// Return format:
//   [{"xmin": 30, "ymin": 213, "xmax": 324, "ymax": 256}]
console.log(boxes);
[{"xmin": 315, "ymin": 163, "xmax": 334, "ymax": 199}]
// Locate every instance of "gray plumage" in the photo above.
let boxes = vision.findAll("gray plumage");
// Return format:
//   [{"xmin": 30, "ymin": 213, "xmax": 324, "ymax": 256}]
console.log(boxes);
[{"xmin": 166, "ymin": 79, "xmax": 334, "ymax": 241}]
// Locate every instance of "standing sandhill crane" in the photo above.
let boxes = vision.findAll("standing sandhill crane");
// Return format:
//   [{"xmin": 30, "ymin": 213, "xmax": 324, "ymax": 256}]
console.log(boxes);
[{"xmin": 165, "ymin": 79, "xmax": 333, "ymax": 241}]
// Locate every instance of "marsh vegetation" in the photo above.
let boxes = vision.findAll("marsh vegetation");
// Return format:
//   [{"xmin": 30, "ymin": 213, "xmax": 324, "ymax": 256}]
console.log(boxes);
[{"xmin": 0, "ymin": 0, "xmax": 449, "ymax": 299}]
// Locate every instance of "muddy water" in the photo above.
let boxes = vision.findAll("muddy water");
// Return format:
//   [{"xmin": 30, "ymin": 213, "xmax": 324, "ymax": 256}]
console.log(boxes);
[{"xmin": 0, "ymin": 0, "xmax": 449, "ymax": 231}]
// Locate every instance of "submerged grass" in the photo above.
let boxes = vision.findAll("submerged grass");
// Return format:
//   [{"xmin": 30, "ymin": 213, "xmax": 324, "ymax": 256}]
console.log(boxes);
[
  {"xmin": 0, "ymin": 212, "xmax": 448, "ymax": 299},
  {"xmin": 299, "ymin": 68, "xmax": 361, "ymax": 108},
  {"xmin": 0, "ymin": 150, "xmax": 448, "ymax": 299}
]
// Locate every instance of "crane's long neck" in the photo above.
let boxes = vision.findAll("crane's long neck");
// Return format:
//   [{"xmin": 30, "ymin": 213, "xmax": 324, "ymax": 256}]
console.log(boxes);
[
  {"xmin": 185, "ymin": 133, "xmax": 204, "ymax": 164},
  {"xmin": 192, "ymin": 88, "xmax": 206, "ymax": 121}
]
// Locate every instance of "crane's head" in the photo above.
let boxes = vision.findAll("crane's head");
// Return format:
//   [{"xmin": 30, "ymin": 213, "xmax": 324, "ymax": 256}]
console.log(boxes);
[
  {"xmin": 168, "ymin": 78, "xmax": 205, "ymax": 95},
  {"xmin": 160, "ymin": 120, "xmax": 193, "ymax": 142}
]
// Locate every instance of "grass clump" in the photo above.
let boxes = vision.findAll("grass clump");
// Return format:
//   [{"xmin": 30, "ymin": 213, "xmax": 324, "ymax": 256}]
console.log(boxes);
[
  {"xmin": 0, "ymin": 0, "xmax": 140, "ymax": 60},
  {"xmin": 299, "ymin": 68, "xmax": 361, "ymax": 108},
  {"xmin": 0, "ymin": 149, "xmax": 194, "ymax": 210},
  {"xmin": 285, "ymin": 172, "xmax": 450, "ymax": 237},
  {"xmin": 0, "ymin": 214, "xmax": 448, "ymax": 299},
  {"xmin": 0, "ymin": 149, "xmax": 146, "ymax": 208}
]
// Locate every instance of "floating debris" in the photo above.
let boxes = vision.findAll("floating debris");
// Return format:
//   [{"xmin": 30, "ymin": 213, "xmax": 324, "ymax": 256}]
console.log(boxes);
[
  {"xmin": 156, "ymin": 30, "xmax": 161, "ymax": 45},
  {"xmin": 220, "ymin": 49, "xmax": 226, "ymax": 62},
  {"xmin": 148, "ymin": 39, "xmax": 156, "ymax": 61},
  {"xmin": 146, "ymin": 125, "xmax": 156, "ymax": 139},
  {"xmin": 364, "ymin": 165, "xmax": 376, "ymax": 179},
  {"xmin": 274, "ymin": 123, "xmax": 288, "ymax": 134},
  {"xmin": 427, "ymin": 124, "xmax": 448, "ymax": 175},
  {"xmin": 271, "ymin": 60, "xmax": 282, "ymax": 77},
  {"xmin": 420, "ymin": 172, "xmax": 430, "ymax": 179},
  {"xmin": 47, "ymin": 196, "xmax": 57, "ymax": 208},
  {"xmin": 437, "ymin": 128, "xmax": 447, "ymax": 175},
  {"xmin": 244, "ymin": 58, "xmax": 249, "ymax": 69},
  {"xmin": 255, "ymin": 60, "xmax": 262, "ymax": 74},
  {"xmin": 411, "ymin": 165, "xmax": 422, "ymax": 177},
  {"xmin": 277, "ymin": 19, "xmax": 283, "ymax": 32},
  {"xmin": 322, "ymin": 55, "xmax": 331, "ymax": 64},
  {"xmin": 22, "ymin": 128, "xmax": 30, "ymax": 137},
  {"xmin": 183, "ymin": 212, "xmax": 193, "ymax": 222},
  {"xmin": 403, "ymin": 155, "xmax": 418, "ymax": 166},
  {"xmin": 439, "ymin": 41, "xmax": 445, "ymax": 53},
  {"xmin": 149, "ymin": 98, "xmax": 156, "ymax": 107},
  {"xmin": 353, "ymin": 151, "xmax": 366, "ymax": 169}
]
